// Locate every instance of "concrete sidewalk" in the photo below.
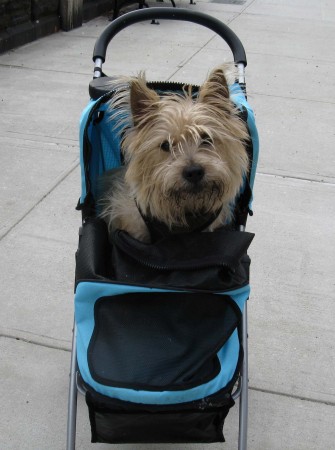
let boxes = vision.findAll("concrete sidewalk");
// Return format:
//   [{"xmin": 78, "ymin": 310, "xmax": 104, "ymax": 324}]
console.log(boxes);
[{"xmin": 1, "ymin": 0, "xmax": 335, "ymax": 448}]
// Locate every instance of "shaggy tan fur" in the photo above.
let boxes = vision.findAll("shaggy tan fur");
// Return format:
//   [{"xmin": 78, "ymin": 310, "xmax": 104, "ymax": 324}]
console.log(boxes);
[{"xmin": 99, "ymin": 65, "xmax": 249, "ymax": 242}]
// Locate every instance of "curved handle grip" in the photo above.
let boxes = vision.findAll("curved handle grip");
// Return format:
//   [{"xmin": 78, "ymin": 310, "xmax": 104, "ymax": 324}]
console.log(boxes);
[{"xmin": 93, "ymin": 7, "xmax": 247, "ymax": 66}]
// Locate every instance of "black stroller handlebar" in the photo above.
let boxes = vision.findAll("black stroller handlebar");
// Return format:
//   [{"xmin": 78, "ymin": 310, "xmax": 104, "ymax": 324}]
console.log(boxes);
[{"xmin": 93, "ymin": 8, "xmax": 247, "ymax": 67}]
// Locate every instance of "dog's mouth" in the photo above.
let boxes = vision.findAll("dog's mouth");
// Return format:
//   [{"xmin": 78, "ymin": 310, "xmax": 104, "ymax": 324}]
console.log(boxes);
[
  {"xmin": 184, "ymin": 183, "xmax": 204, "ymax": 194},
  {"xmin": 167, "ymin": 181, "xmax": 225, "ymax": 207}
]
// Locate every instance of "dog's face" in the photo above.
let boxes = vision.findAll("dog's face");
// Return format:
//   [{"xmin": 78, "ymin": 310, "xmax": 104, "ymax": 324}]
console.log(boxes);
[{"xmin": 122, "ymin": 67, "xmax": 249, "ymax": 227}]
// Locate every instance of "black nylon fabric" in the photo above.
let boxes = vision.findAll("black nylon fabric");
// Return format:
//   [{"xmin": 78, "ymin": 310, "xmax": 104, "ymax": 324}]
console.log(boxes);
[
  {"xmin": 88, "ymin": 292, "xmax": 241, "ymax": 390},
  {"xmin": 111, "ymin": 228, "xmax": 253, "ymax": 290},
  {"xmin": 75, "ymin": 219, "xmax": 111, "ymax": 282},
  {"xmin": 86, "ymin": 387, "xmax": 235, "ymax": 444},
  {"xmin": 75, "ymin": 218, "xmax": 253, "ymax": 291},
  {"xmin": 112, "ymin": 228, "xmax": 253, "ymax": 270},
  {"xmin": 90, "ymin": 409, "xmax": 228, "ymax": 443}
]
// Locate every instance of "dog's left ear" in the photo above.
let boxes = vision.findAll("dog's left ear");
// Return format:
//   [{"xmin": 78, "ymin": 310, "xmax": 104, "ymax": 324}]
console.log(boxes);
[
  {"xmin": 198, "ymin": 67, "xmax": 231, "ymax": 106},
  {"xmin": 130, "ymin": 76, "xmax": 160, "ymax": 127}
]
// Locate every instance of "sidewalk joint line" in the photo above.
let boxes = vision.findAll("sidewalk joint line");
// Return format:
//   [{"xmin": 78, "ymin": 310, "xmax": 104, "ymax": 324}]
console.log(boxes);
[
  {"xmin": 256, "ymin": 171, "xmax": 335, "ymax": 186},
  {"xmin": 1, "ymin": 333, "xmax": 71, "ymax": 353},
  {"xmin": 229, "ymin": 0, "xmax": 258, "ymax": 22},
  {"xmin": 250, "ymin": 90, "xmax": 335, "ymax": 106},
  {"xmin": 0, "ymin": 159, "xmax": 80, "ymax": 241},
  {"xmin": 0, "ymin": 62, "xmax": 90, "ymax": 76},
  {"xmin": 1, "ymin": 129, "xmax": 78, "ymax": 145},
  {"xmin": 249, "ymin": 386, "xmax": 335, "ymax": 407}
]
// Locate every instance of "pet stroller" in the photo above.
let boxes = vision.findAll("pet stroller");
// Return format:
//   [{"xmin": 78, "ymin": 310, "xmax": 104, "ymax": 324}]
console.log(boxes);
[{"xmin": 67, "ymin": 8, "xmax": 259, "ymax": 450}]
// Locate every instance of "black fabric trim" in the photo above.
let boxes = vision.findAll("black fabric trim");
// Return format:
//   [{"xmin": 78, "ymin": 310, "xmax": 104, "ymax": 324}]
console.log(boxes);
[
  {"xmin": 238, "ymin": 81, "xmax": 247, "ymax": 96},
  {"xmin": 111, "ymin": 227, "xmax": 252, "ymax": 290},
  {"xmin": 84, "ymin": 380, "xmax": 236, "ymax": 443},
  {"xmin": 82, "ymin": 370, "xmax": 237, "ymax": 413},
  {"xmin": 79, "ymin": 90, "xmax": 119, "ymax": 220},
  {"xmin": 75, "ymin": 277, "xmax": 250, "ymax": 296},
  {"xmin": 147, "ymin": 81, "xmax": 200, "ymax": 98},
  {"xmin": 87, "ymin": 404, "xmax": 229, "ymax": 443},
  {"xmin": 112, "ymin": 227, "xmax": 253, "ymax": 271},
  {"xmin": 233, "ymin": 105, "xmax": 254, "ymax": 227},
  {"xmin": 75, "ymin": 218, "xmax": 253, "ymax": 291},
  {"xmin": 75, "ymin": 192, "xmax": 95, "ymax": 219}
]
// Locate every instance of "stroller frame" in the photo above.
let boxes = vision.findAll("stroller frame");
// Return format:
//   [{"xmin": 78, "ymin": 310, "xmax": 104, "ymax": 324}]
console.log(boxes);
[{"xmin": 67, "ymin": 8, "xmax": 253, "ymax": 450}]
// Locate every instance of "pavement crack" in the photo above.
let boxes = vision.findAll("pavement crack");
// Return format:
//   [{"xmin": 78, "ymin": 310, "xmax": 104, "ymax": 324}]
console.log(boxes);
[
  {"xmin": 229, "ymin": 0, "xmax": 258, "ymax": 20},
  {"xmin": 250, "ymin": 90, "xmax": 335, "ymax": 105},
  {"xmin": 256, "ymin": 171, "xmax": 335, "ymax": 186},
  {"xmin": 0, "ymin": 62, "xmax": 89, "ymax": 76},
  {"xmin": 1, "ymin": 130, "xmax": 78, "ymax": 146},
  {"xmin": 249, "ymin": 386, "xmax": 335, "ymax": 407},
  {"xmin": 0, "ymin": 158, "xmax": 80, "ymax": 241},
  {"xmin": 1, "ymin": 333, "xmax": 71, "ymax": 352}
]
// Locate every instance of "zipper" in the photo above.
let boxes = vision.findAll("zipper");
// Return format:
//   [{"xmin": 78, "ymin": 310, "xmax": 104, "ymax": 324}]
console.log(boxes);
[{"xmin": 75, "ymin": 276, "xmax": 249, "ymax": 294}]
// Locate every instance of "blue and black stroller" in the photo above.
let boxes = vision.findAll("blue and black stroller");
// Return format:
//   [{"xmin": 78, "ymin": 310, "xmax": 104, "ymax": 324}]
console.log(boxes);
[{"xmin": 67, "ymin": 8, "xmax": 259, "ymax": 450}]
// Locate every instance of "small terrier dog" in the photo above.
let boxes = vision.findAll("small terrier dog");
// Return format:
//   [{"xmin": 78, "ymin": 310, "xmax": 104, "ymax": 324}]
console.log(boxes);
[{"xmin": 99, "ymin": 65, "xmax": 249, "ymax": 242}]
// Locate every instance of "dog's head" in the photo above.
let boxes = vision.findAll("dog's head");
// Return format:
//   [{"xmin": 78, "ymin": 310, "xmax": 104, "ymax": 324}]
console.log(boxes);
[{"xmin": 122, "ymin": 66, "xmax": 249, "ymax": 228}]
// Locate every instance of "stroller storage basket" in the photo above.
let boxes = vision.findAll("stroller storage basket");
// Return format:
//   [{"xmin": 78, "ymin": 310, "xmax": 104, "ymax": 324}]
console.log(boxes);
[{"xmin": 85, "ymin": 387, "xmax": 235, "ymax": 444}]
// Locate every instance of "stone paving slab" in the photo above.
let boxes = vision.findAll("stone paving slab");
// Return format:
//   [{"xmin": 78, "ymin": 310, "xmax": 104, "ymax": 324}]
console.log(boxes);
[
  {"xmin": 248, "ymin": 174, "xmax": 335, "ymax": 404},
  {"xmin": 170, "ymin": 45, "xmax": 335, "ymax": 103},
  {"xmin": 246, "ymin": 0, "xmax": 335, "ymax": 22},
  {"xmin": 0, "ymin": 168, "xmax": 80, "ymax": 345},
  {"xmin": 218, "ymin": 11, "xmax": 335, "ymax": 61},
  {"xmin": 0, "ymin": 27, "xmax": 205, "ymax": 78},
  {"xmin": 1, "ymin": 337, "xmax": 70, "ymax": 450},
  {"xmin": 0, "ymin": 136, "xmax": 78, "ymax": 238},
  {"xmin": 250, "ymin": 95, "xmax": 335, "ymax": 183},
  {"xmin": 0, "ymin": 66, "xmax": 88, "ymax": 140}
]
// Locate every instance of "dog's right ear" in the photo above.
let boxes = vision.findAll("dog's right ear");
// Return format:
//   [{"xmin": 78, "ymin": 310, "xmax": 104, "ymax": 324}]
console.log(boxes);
[{"xmin": 130, "ymin": 76, "xmax": 160, "ymax": 127}]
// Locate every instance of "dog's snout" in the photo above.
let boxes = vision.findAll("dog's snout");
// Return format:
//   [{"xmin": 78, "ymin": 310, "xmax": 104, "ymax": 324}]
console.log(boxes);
[{"xmin": 182, "ymin": 165, "xmax": 205, "ymax": 184}]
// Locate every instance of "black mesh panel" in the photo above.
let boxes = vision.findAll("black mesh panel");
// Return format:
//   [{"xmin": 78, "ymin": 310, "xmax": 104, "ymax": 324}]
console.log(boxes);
[{"xmin": 88, "ymin": 292, "xmax": 241, "ymax": 390}]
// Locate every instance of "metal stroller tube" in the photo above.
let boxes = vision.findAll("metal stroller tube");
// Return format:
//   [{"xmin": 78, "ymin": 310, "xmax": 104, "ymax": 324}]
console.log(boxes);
[
  {"xmin": 66, "ymin": 322, "xmax": 78, "ymax": 450},
  {"xmin": 93, "ymin": 57, "xmax": 103, "ymax": 79},
  {"xmin": 237, "ymin": 62, "xmax": 246, "ymax": 85},
  {"xmin": 92, "ymin": 8, "xmax": 247, "ymax": 77}
]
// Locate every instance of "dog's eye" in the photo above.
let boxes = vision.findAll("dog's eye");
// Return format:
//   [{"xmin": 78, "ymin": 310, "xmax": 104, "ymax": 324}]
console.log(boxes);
[
  {"xmin": 200, "ymin": 133, "xmax": 213, "ymax": 146},
  {"xmin": 160, "ymin": 140, "xmax": 171, "ymax": 152}
]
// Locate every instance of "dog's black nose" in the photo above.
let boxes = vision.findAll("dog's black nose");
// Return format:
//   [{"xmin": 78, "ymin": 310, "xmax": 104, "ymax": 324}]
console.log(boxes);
[{"xmin": 182, "ymin": 165, "xmax": 205, "ymax": 184}]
